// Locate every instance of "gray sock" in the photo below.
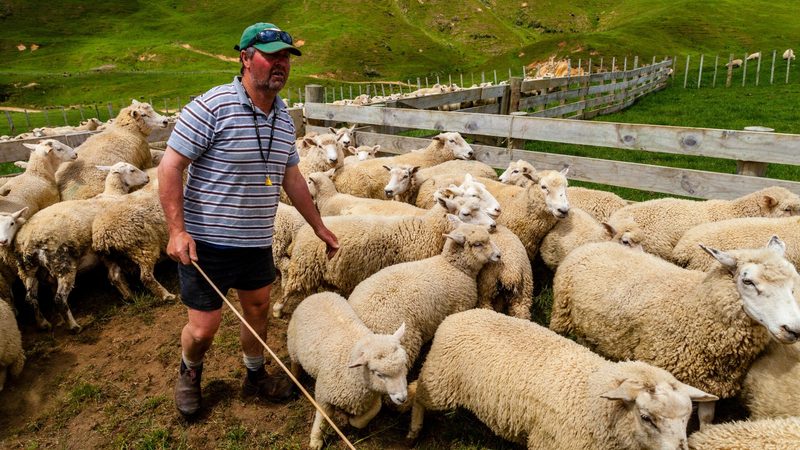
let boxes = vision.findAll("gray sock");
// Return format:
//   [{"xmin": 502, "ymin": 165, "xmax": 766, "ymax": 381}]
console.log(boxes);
[
  {"xmin": 182, "ymin": 353, "xmax": 203, "ymax": 369},
  {"xmin": 243, "ymin": 354, "xmax": 265, "ymax": 372}
]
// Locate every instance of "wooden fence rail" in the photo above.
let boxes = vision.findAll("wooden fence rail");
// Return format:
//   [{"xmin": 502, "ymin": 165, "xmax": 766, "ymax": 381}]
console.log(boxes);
[{"xmin": 305, "ymin": 103, "xmax": 800, "ymax": 200}]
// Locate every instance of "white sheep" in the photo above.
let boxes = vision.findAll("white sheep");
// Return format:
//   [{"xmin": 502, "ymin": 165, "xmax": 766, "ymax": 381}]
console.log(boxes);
[
  {"xmin": 15, "ymin": 162, "xmax": 151, "ymax": 332},
  {"xmin": 384, "ymin": 160, "xmax": 498, "ymax": 204},
  {"xmin": 278, "ymin": 197, "xmax": 493, "ymax": 317},
  {"xmin": 784, "ymin": 49, "xmax": 796, "ymax": 60},
  {"xmin": 606, "ymin": 186, "xmax": 800, "ymax": 260},
  {"xmin": 672, "ymin": 216, "xmax": 800, "ymax": 270},
  {"xmin": 56, "ymin": 100, "xmax": 167, "ymax": 201},
  {"xmin": 688, "ymin": 417, "xmax": 800, "ymax": 450},
  {"xmin": 332, "ymin": 132, "xmax": 474, "ymax": 199},
  {"xmin": 306, "ymin": 169, "xmax": 426, "ymax": 217},
  {"xmin": 343, "ymin": 145, "xmax": 380, "ymax": 165},
  {"xmin": 270, "ymin": 202, "xmax": 308, "ymax": 307},
  {"xmin": 740, "ymin": 341, "xmax": 800, "ymax": 420},
  {"xmin": 287, "ymin": 292, "xmax": 407, "ymax": 450},
  {"xmin": 91, "ymin": 168, "xmax": 174, "ymax": 302},
  {"xmin": 746, "ymin": 52, "xmax": 762, "ymax": 61},
  {"xmin": 498, "ymin": 159, "xmax": 536, "ymax": 185},
  {"xmin": 726, "ymin": 59, "xmax": 743, "ymax": 68},
  {"xmin": 408, "ymin": 308, "xmax": 717, "ymax": 449},
  {"xmin": 349, "ymin": 219, "xmax": 500, "ymax": 367},
  {"xmin": 550, "ymin": 238, "xmax": 800, "ymax": 425},
  {"xmin": 329, "ymin": 125, "xmax": 356, "ymax": 149},
  {"xmin": 0, "ymin": 298, "xmax": 24, "ymax": 391},
  {"xmin": 37, "ymin": 117, "xmax": 102, "ymax": 136},
  {"xmin": 295, "ymin": 133, "xmax": 319, "ymax": 157}
]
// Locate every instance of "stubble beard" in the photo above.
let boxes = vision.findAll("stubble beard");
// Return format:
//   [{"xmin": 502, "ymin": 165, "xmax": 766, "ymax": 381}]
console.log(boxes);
[{"xmin": 254, "ymin": 71, "xmax": 287, "ymax": 93}]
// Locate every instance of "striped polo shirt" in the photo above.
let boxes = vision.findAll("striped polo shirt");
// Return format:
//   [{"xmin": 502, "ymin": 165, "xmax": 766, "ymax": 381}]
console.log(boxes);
[{"xmin": 167, "ymin": 76, "xmax": 299, "ymax": 248}]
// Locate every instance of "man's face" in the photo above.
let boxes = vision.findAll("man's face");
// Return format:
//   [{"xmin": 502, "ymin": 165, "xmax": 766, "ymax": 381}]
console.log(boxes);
[{"xmin": 244, "ymin": 48, "xmax": 291, "ymax": 92}]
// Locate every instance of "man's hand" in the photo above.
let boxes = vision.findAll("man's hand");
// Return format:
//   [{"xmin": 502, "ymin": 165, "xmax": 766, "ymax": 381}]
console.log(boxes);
[
  {"xmin": 316, "ymin": 226, "xmax": 339, "ymax": 259},
  {"xmin": 167, "ymin": 230, "xmax": 198, "ymax": 265}
]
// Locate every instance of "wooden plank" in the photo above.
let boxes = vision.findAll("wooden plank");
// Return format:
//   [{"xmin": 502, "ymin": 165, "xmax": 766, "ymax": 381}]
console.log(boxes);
[
  {"xmin": 395, "ymin": 88, "xmax": 484, "ymax": 110},
  {"xmin": 510, "ymin": 149, "xmax": 800, "ymax": 200},
  {"xmin": 458, "ymin": 103, "xmax": 501, "ymax": 114},
  {"xmin": 529, "ymin": 100, "xmax": 587, "ymax": 118}
]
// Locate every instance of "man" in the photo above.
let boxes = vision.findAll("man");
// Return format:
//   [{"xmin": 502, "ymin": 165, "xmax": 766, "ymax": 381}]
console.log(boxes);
[{"xmin": 159, "ymin": 22, "xmax": 339, "ymax": 417}]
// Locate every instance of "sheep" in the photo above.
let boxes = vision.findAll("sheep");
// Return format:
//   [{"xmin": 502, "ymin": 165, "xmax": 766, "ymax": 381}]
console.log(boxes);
[
  {"xmin": 287, "ymin": 292, "xmax": 408, "ymax": 450},
  {"xmin": 408, "ymin": 308, "xmax": 717, "ymax": 449},
  {"xmin": 745, "ymin": 52, "xmax": 761, "ymax": 61},
  {"xmin": 672, "ymin": 216, "xmax": 800, "ymax": 270},
  {"xmin": 784, "ymin": 49, "xmax": 796, "ymax": 60},
  {"xmin": 37, "ymin": 117, "xmax": 102, "ymax": 136},
  {"xmin": 91, "ymin": 168, "xmax": 174, "ymax": 302},
  {"xmin": 384, "ymin": 160, "xmax": 498, "ymax": 204},
  {"xmin": 56, "ymin": 99, "xmax": 167, "ymax": 201},
  {"xmin": 726, "ymin": 59, "xmax": 744, "ymax": 68},
  {"xmin": 295, "ymin": 132, "xmax": 319, "ymax": 157},
  {"xmin": 332, "ymin": 132, "xmax": 474, "ymax": 199},
  {"xmin": 606, "ymin": 186, "xmax": 800, "ymax": 260},
  {"xmin": 0, "ymin": 298, "xmax": 24, "ymax": 391},
  {"xmin": 342, "ymin": 145, "xmax": 379, "ymax": 165},
  {"xmin": 539, "ymin": 208, "xmax": 644, "ymax": 271},
  {"xmin": 329, "ymin": 124, "xmax": 355, "ymax": 149},
  {"xmin": 550, "ymin": 238, "xmax": 800, "ymax": 425},
  {"xmin": 270, "ymin": 203, "xmax": 307, "ymax": 308},
  {"xmin": 15, "ymin": 162, "xmax": 151, "ymax": 332},
  {"xmin": 277, "ymin": 197, "xmax": 494, "ymax": 318},
  {"xmin": 498, "ymin": 159, "xmax": 536, "ymax": 185},
  {"xmin": 688, "ymin": 417, "xmax": 800, "ymax": 450},
  {"xmin": 349, "ymin": 219, "xmax": 500, "ymax": 368},
  {"xmin": 740, "ymin": 341, "xmax": 800, "ymax": 420}
]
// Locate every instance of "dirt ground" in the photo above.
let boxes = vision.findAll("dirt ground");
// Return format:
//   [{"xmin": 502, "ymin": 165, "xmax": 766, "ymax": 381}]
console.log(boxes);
[{"xmin": 0, "ymin": 264, "xmax": 514, "ymax": 450}]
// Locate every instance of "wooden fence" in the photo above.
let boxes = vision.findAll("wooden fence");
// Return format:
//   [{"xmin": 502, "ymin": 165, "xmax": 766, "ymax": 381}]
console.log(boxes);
[{"xmin": 304, "ymin": 103, "xmax": 800, "ymax": 200}]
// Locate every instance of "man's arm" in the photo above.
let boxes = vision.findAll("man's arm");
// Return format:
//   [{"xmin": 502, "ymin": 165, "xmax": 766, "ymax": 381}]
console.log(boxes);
[
  {"xmin": 282, "ymin": 164, "xmax": 339, "ymax": 258},
  {"xmin": 158, "ymin": 146, "xmax": 196, "ymax": 265}
]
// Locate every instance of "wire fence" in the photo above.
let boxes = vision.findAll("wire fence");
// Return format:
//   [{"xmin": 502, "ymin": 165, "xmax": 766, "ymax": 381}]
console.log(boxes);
[{"xmin": 672, "ymin": 49, "xmax": 796, "ymax": 88}]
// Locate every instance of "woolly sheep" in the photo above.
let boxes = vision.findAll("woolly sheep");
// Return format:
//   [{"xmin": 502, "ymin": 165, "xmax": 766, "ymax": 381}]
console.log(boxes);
[
  {"xmin": 287, "ymin": 292, "xmax": 407, "ymax": 450},
  {"xmin": 15, "ymin": 162, "xmax": 150, "ymax": 332},
  {"xmin": 672, "ymin": 216, "xmax": 800, "ymax": 270},
  {"xmin": 784, "ymin": 49, "xmax": 796, "ymax": 60},
  {"xmin": 606, "ymin": 186, "xmax": 800, "ymax": 260},
  {"xmin": 91, "ymin": 168, "xmax": 174, "ymax": 302},
  {"xmin": 306, "ymin": 169, "xmax": 426, "ymax": 217},
  {"xmin": 384, "ymin": 160, "xmax": 497, "ymax": 204},
  {"xmin": 0, "ymin": 298, "xmax": 24, "ymax": 391},
  {"xmin": 37, "ymin": 117, "xmax": 102, "ymax": 137},
  {"xmin": 329, "ymin": 125, "xmax": 355, "ymax": 149},
  {"xmin": 740, "ymin": 341, "xmax": 800, "ymax": 420},
  {"xmin": 498, "ymin": 159, "xmax": 536, "ymax": 185},
  {"xmin": 343, "ymin": 144, "xmax": 379, "ymax": 165},
  {"xmin": 332, "ymin": 132, "xmax": 474, "ymax": 199},
  {"xmin": 402, "ymin": 173, "xmax": 503, "ymax": 220},
  {"xmin": 295, "ymin": 132, "xmax": 319, "ymax": 157},
  {"xmin": 349, "ymin": 219, "xmax": 500, "ymax": 367},
  {"xmin": 550, "ymin": 239, "xmax": 800, "ymax": 424},
  {"xmin": 688, "ymin": 417, "xmax": 800, "ymax": 450},
  {"xmin": 278, "ymin": 197, "xmax": 491, "ymax": 317},
  {"xmin": 408, "ymin": 309, "xmax": 717, "ymax": 449},
  {"xmin": 746, "ymin": 52, "xmax": 761, "ymax": 61},
  {"xmin": 726, "ymin": 59, "xmax": 743, "ymax": 68},
  {"xmin": 270, "ymin": 203, "xmax": 307, "ymax": 307},
  {"xmin": 56, "ymin": 100, "xmax": 166, "ymax": 201}
]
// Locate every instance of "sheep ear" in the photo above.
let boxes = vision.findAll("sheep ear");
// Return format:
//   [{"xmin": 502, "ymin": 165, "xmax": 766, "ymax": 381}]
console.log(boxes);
[
  {"xmin": 130, "ymin": 108, "xmax": 140, "ymax": 119},
  {"xmin": 444, "ymin": 231, "xmax": 466, "ymax": 246},
  {"xmin": 303, "ymin": 137, "xmax": 316, "ymax": 147},
  {"xmin": 348, "ymin": 146, "xmax": 358, "ymax": 155},
  {"xmin": 445, "ymin": 213, "xmax": 462, "ymax": 229},
  {"xmin": 433, "ymin": 134, "xmax": 445, "ymax": 143},
  {"xmin": 410, "ymin": 165, "xmax": 420, "ymax": 175},
  {"xmin": 348, "ymin": 124, "xmax": 356, "ymax": 132},
  {"xmin": 95, "ymin": 165, "xmax": 112, "ymax": 172},
  {"xmin": 601, "ymin": 222, "xmax": 617, "ymax": 238},
  {"xmin": 463, "ymin": 173, "xmax": 474, "ymax": 183},
  {"xmin": 324, "ymin": 168, "xmax": 336, "ymax": 179},
  {"xmin": 383, "ymin": 165, "xmax": 392, "ymax": 172},
  {"xmin": 393, "ymin": 322, "xmax": 406, "ymax": 340},
  {"xmin": 759, "ymin": 195, "xmax": 779, "ymax": 212},
  {"xmin": 679, "ymin": 383, "xmax": 718, "ymax": 403},
  {"xmin": 347, "ymin": 350, "xmax": 368, "ymax": 368},
  {"xmin": 600, "ymin": 379, "xmax": 643, "ymax": 402},
  {"xmin": 437, "ymin": 195, "xmax": 458, "ymax": 211},
  {"xmin": 560, "ymin": 166, "xmax": 570, "ymax": 177},
  {"xmin": 11, "ymin": 207, "xmax": 28, "ymax": 220},
  {"xmin": 700, "ymin": 244, "xmax": 737, "ymax": 272},
  {"xmin": 131, "ymin": 99, "xmax": 140, "ymax": 105},
  {"xmin": 22, "ymin": 143, "xmax": 37, "ymax": 151},
  {"xmin": 524, "ymin": 172, "xmax": 540, "ymax": 183},
  {"xmin": 767, "ymin": 235, "xmax": 786, "ymax": 256},
  {"xmin": 371, "ymin": 145, "xmax": 381, "ymax": 154},
  {"xmin": 328, "ymin": 127, "xmax": 337, "ymax": 134}
]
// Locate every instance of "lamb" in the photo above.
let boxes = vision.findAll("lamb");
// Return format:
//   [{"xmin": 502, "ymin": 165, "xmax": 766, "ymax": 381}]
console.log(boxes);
[
  {"xmin": 384, "ymin": 160, "xmax": 498, "ymax": 204},
  {"xmin": 539, "ymin": 208, "xmax": 643, "ymax": 271},
  {"xmin": 332, "ymin": 132, "xmax": 474, "ymax": 199},
  {"xmin": 56, "ymin": 99, "xmax": 167, "ymax": 201},
  {"xmin": 278, "ymin": 197, "xmax": 493, "ymax": 317},
  {"xmin": 740, "ymin": 341, "xmax": 800, "ymax": 420},
  {"xmin": 746, "ymin": 52, "xmax": 762, "ymax": 61},
  {"xmin": 15, "ymin": 162, "xmax": 151, "ymax": 332},
  {"xmin": 498, "ymin": 159, "xmax": 536, "ymax": 185},
  {"xmin": 0, "ymin": 298, "xmax": 24, "ymax": 391},
  {"xmin": 672, "ymin": 216, "xmax": 800, "ymax": 270},
  {"xmin": 550, "ymin": 238, "xmax": 800, "ymax": 424},
  {"xmin": 287, "ymin": 292, "xmax": 408, "ymax": 450},
  {"xmin": 349, "ymin": 219, "xmax": 501, "ymax": 368},
  {"xmin": 91, "ymin": 168, "xmax": 174, "ymax": 302},
  {"xmin": 408, "ymin": 308, "xmax": 717, "ymax": 449},
  {"xmin": 343, "ymin": 145, "xmax": 380, "ymax": 165},
  {"xmin": 606, "ymin": 186, "xmax": 800, "ymax": 260},
  {"xmin": 784, "ymin": 49, "xmax": 796, "ymax": 60},
  {"xmin": 330, "ymin": 125, "xmax": 355, "ymax": 149},
  {"xmin": 687, "ymin": 417, "xmax": 800, "ymax": 450},
  {"xmin": 726, "ymin": 59, "xmax": 743, "ymax": 68}
]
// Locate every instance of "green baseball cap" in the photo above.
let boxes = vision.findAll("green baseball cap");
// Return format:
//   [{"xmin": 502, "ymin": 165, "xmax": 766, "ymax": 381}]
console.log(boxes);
[{"xmin": 235, "ymin": 22, "xmax": 301, "ymax": 56}]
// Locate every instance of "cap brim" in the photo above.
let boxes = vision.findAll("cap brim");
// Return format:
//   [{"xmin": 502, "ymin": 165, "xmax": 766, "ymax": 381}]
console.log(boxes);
[{"xmin": 253, "ymin": 42, "xmax": 302, "ymax": 56}]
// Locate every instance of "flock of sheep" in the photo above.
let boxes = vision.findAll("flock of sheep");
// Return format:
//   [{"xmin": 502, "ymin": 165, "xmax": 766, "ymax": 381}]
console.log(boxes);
[
  {"xmin": 2, "ymin": 98, "xmax": 800, "ymax": 449},
  {"xmin": 726, "ymin": 48, "xmax": 795, "ymax": 68}
]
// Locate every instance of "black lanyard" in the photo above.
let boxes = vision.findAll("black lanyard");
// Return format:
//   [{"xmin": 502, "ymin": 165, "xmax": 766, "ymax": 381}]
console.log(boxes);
[{"xmin": 246, "ymin": 93, "xmax": 277, "ymax": 186}]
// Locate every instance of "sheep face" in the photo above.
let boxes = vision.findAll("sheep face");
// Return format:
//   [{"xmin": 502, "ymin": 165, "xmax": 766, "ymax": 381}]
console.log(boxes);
[
  {"xmin": 330, "ymin": 125, "xmax": 355, "ymax": 148},
  {"xmin": 42, "ymin": 139, "xmax": 78, "ymax": 162},
  {"xmin": 460, "ymin": 175, "xmax": 501, "ymax": 219},
  {"xmin": 601, "ymin": 378, "xmax": 714, "ymax": 450},
  {"xmin": 437, "ymin": 195, "xmax": 496, "ymax": 231},
  {"xmin": 97, "ymin": 162, "xmax": 150, "ymax": 190},
  {"xmin": 383, "ymin": 164, "xmax": 418, "ymax": 198},
  {"xmin": 533, "ymin": 168, "xmax": 570, "ymax": 219},
  {"xmin": 444, "ymin": 223, "xmax": 502, "ymax": 265},
  {"xmin": 348, "ymin": 324, "xmax": 408, "ymax": 405},
  {"xmin": 0, "ymin": 208, "xmax": 28, "ymax": 246},
  {"xmin": 758, "ymin": 187, "xmax": 800, "ymax": 217},
  {"xmin": 604, "ymin": 217, "xmax": 644, "ymax": 251},
  {"xmin": 349, "ymin": 144, "xmax": 378, "ymax": 161},
  {"xmin": 701, "ymin": 237, "xmax": 800, "ymax": 344},
  {"xmin": 314, "ymin": 134, "xmax": 341, "ymax": 165},
  {"xmin": 128, "ymin": 99, "xmax": 168, "ymax": 133},
  {"xmin": 498, "ymin": 159, "xmax": 535, "ymax": 186},
  {"xmin": 435, "ymin": 132, "xmax": 474, "ymax": 160}
]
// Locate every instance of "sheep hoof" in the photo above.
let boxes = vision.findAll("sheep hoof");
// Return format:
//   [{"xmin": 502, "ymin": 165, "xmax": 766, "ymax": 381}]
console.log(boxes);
[
  {"xmin": 272, "ymin": 303, "xmax": 284, "ymax": 319},
  {"xmin": 68, "ymin": 324, "xmax": 83, "ymax": 334},
  {"xmin": 36, "ymin": 319, "xmax": 52, "ymax": 331},
  {"xmin": 163, "ymin": 293, "xmax": 177, "ymax": 302}
]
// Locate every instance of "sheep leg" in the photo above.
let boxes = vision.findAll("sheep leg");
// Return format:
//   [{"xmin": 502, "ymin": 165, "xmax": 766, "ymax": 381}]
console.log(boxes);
[
  {"xmin": 406, "ymin": 398, "xmax": 426, "ymax": 440},
  {"xmin": 698, "ymin": 401, "xmax": 716, "ymax": 428},
  {"xmin": 54, "ymin": 272, "xmax": 81, "ymax": 333},
  {"xmin": 137, "ymin": 259, "xmax": 175, "ymax": 301},
  {"xmin": 104, "ymin": 260, "xmax": 134, "ymax": 301},
  {"xmin": 349, "ymin": 396, "xmax": 381, "ymax": 429},
  {"xmin": 22, "ymin": 272, "xmax": 50, "ymax": 330},
  {"xmin": 309, "ymin": 401, "xmax": 335, "ymax": 450},
  {"xmin": 0, "ymin": 368, "xmax": 6, "ymax": 391},
  {"xmin": 509, "ymin": 296, "xmax": 533, "ymax": 320},
  {"xmin": 290, "ymin": 359, "xmax": 302, "ymax": 379}
]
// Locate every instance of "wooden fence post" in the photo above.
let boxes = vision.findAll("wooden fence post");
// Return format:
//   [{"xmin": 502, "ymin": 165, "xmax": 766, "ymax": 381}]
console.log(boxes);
[
  {"xmin": 4, "ymin": 111, "xmax": 14, "ymax": 134},
  {"xmin": 786, "ymin": 57, "xmax": 792, "ymax": 84},
  {"xmin": 683, "ymin": 55, "xmax": 690, "ymax": 88},
  {"xmin": 24, "ymin": 109, "xmax": 31, "ymax": 129},
  {"xmin": 507, "ymin": 77, "xmax": 522, "ymax": 114},
  {"xmin": 697, "ymin": 54, "xmax": 704, "ymax": 88},
  {"xmin": 755, "ymin": 54, "xmax": 762, "ymax": 86},
  {"xmin": 712, "ymin": 55, "xmax": 719, "ymax": 87},
  {"xmin": 742, "ymin": 53, "xmax": 748, "ymax": 86},
  {"xmin": 770, "ymin": 50, "xmax": 777, "ymax": 84},
  {"xmin": 736, "ymin": 126, "xmax": 774, "ymax": 177},
  {"xmin": 726, "ymin": 54, "xmax": 734, "ymax": 87}
]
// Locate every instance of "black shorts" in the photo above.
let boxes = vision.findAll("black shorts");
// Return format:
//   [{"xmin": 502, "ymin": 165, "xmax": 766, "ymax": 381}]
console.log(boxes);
[{"xmin": 178, "ymin": 241, "xmax": 276, "ymax": 311}]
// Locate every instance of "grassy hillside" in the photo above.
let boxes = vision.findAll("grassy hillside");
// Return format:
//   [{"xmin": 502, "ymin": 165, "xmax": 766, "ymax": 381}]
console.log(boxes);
[{"xmin": 2, "ymin": 0, "xmax": 800, "ymax": 106}]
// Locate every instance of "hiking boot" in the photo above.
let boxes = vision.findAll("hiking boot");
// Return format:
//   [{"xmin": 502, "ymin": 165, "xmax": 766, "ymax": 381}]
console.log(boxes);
[
  {"xmin": 242, "ymin": 366, "xmax": 295, "ymax": 402},
  {"xmin": 175, "ymin": 361, "xmax": 202, "ymax": 416}
]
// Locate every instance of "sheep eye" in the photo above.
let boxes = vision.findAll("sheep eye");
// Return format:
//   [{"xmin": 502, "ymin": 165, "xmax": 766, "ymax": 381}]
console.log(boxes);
[
  {"xmin": 640, "ymin": 414, "xmax": 654, "ymax": 426},
  {"xmin": 461, "ymin": 212, "xmax": 472, "ymax": 217},
  {"xmin": 512, "ymin": 170, "xmax": 519, "ymax": 174},
  {"xmin": 540, "ymin": 185, "xmax": 548, "ymax": 191},
  {"xmin": 449, "ymin": 139, "xmax": 455, "ymax": 143},
  {"xmin": 473, "ymin": 242, "xmax": 483, "ymax": 248},
  {"xmin": 742, "ymin": 279, "xmax": 755, "ymax": 286}
]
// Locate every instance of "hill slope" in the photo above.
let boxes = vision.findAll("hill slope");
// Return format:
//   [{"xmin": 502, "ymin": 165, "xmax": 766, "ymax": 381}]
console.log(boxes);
[{"xmin": 1, "ymin": 0, "xmax": 799, "ymax": 106}]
